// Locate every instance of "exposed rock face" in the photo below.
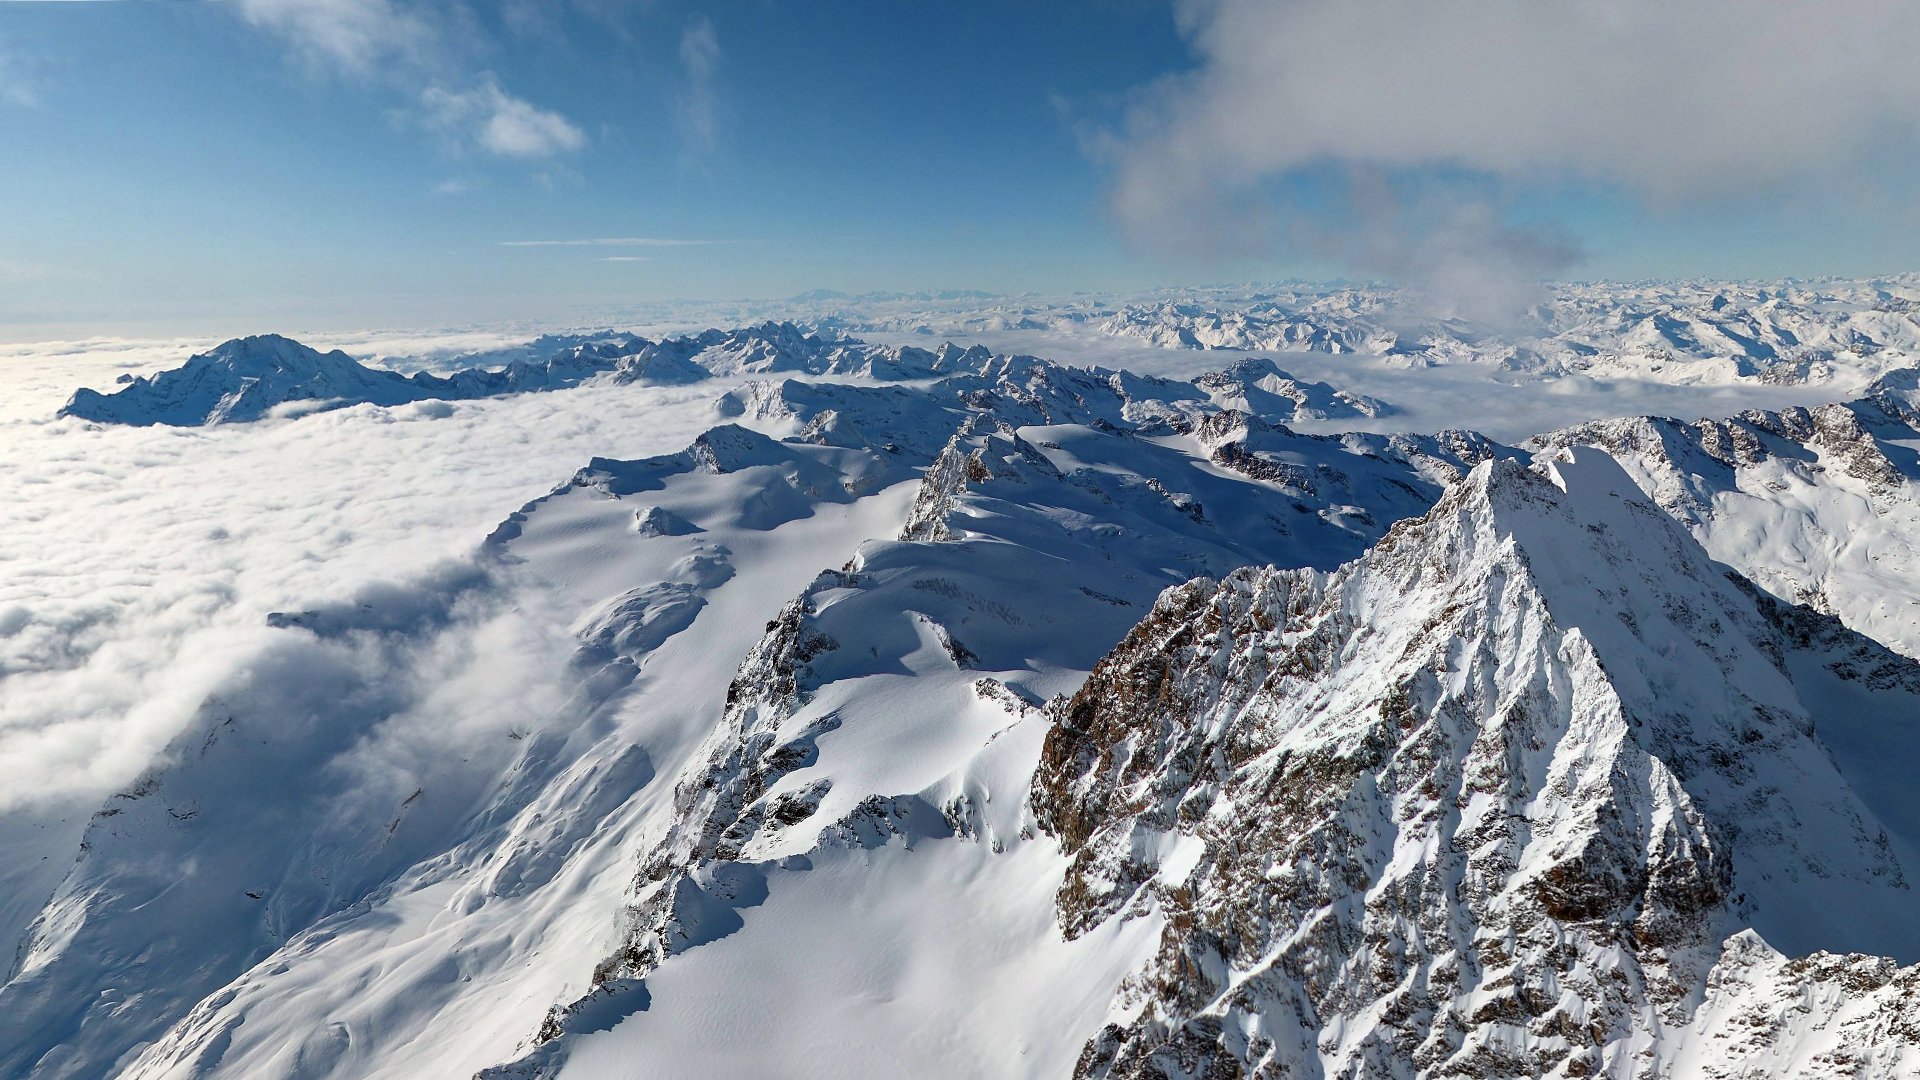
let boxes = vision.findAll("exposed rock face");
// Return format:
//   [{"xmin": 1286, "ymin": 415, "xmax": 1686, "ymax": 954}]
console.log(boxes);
[
  {"xmin": 1033, "ymin": 450, "xmax": 1920, "ymax": 1079},
  {"xmin": 898, "ymin": 419, "xmax": 1053, "ymax": 542},
  {"xmin": 599, "ymin": 585, "xmax": 848, "ymax": 981}
]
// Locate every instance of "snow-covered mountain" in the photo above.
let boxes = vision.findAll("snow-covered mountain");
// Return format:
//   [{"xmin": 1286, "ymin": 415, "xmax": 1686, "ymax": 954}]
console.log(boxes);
[
  {"xmin": 54, "ymin": 324, "xmax": 991, "ymax": 427},
  {"xmin": 1035, "ymin": 450, "xmax": 1920, "ymax": 1077},
  {"xmin": 15, "ymin": 316, "xmax": 1920, "ymax": 1079},
  {"xmin": 1191, "ymin": 356, "xmax": 1392, "ymax": 420},
  {"xmin": 1527, "ymin": 367, "xmax": 1920, "ymax": 658},
  {"xmin": 1094, "ymin": 279, "xmax": 1920, "ymax": 386},
  {"xmin": 55, "ymin": 326, "xmax": 1402, "ymax": 430},
  {"xmin": 700, "ymin": 277, "xmax": 1918, "ymax": 390},
  {"xmin": 5, "ymin": 348, "xmax": 1476, "ymax": 1079}
]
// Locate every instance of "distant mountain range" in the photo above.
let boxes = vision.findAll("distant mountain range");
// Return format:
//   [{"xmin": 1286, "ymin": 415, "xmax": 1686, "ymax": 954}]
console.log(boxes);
[{"xmin": 57, "ymin": 324, "xmax": 1392, "ymax": 428}]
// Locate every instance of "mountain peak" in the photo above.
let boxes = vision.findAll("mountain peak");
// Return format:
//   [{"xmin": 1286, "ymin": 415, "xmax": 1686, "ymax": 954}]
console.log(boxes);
[
  {"xmin": 200, "ymin": 333, "xmax": 339, "ymax": 365},
  {"xmin": 1035, "ymin": 443, "xmax": 1920, "ymax": 1077}
]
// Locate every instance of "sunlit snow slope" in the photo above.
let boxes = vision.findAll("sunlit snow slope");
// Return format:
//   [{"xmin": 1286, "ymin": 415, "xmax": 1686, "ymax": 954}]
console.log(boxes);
[{"xmin": 10, "ymin": 310, "xmax": 1920, "ymax": 1080}]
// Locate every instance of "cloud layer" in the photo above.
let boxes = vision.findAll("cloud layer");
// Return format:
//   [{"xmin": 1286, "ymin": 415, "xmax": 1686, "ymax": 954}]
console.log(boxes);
[
  {"xmin": 1109, "ymin": 0, "xmax": 1920, "ymax": 289},
  {"xmin": 500, "ymin": 237, "xmax": 717, "ymax": 247},
  {"xmin": 0, "ymin": 328, "xmax": 722, "ymax": 825}
]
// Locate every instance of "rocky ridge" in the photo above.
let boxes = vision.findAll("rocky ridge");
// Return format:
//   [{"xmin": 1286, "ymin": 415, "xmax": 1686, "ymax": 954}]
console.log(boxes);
[{"xmin": 1032, "ymin": 450, "xmax": 1920, "ymax": 1078}]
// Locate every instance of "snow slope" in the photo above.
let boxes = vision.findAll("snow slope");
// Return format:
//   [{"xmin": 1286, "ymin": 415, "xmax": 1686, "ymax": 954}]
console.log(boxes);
[
  {"xmin": 3, "ymin": 349, "xmax": 1485, "ymax": 1079},
  {"xmin": 12, "ymin": 308, "xmax": 1920, "ymax": 1080},
  {"xmin": 1528, "ymin": 369, "xmax": 1920, "ymax": 658}
]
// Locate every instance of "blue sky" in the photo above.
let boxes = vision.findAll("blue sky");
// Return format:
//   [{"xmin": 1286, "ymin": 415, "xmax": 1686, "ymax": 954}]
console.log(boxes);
[{"xmin": 2, "ymin": 0, "xmax": 1919, "ymax": 338}]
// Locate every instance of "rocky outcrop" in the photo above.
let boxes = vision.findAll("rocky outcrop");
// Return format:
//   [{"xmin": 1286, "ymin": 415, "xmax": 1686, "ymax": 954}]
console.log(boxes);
[{"xmin": 1033, "ymin": 450, "xmax": 1920, "ymax": 1079}]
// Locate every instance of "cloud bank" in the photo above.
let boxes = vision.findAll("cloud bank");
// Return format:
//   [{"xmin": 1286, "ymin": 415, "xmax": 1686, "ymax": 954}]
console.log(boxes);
[
  {"xmin": 0, "ymin": 329, "xmax": 722, "ymax": 823},
  {"xmin": 1108, "ymin": 0, "xmax": 1920, "ymax": 302}
]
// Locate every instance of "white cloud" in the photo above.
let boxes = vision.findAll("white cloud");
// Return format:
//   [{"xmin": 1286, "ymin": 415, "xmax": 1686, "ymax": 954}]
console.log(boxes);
[
  {"xmin": 422, "ymin": 78, "xmax": 587, "ymax": 158},
  {"xmin": 228, "ymin": 0, "xmax": 436, "ymax": 79},
  {"xmin": 0, "ymin": 256, "xmax": 47, "ymax": 282},
  {"xmin": 1119, "ymin": 0, "xmax": 1920, "ymax": 209},
  {"xmin": 227, "ymin": 0, "xmax": 586, "ymax": 159},
  {"xmin": 0, "ymin": 327, "xmax": 726, "ymax": 825},
  {"xmin": 501, "ymin": 237, "xmax": 715, "ymax": 247},
  {"xmin": 1107, "ymin": 0, "xmax": 1920, "ymax": 290},
  {"xmin": 676, "ymin": 15, "xmax": 720, "ymax": 158}
]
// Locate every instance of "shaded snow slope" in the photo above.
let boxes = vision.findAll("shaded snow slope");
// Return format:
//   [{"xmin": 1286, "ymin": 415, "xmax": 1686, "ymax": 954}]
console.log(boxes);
[
  {"xmin": 0, "ymin": 419, "xmax": 924, "ymax": 1079},
  {"xmin": 1528, "ymin": 369, "xmax": 1920, "ymax": 658}
]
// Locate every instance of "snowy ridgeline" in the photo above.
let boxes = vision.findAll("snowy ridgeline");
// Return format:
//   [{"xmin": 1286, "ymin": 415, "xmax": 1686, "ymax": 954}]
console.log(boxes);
[
  {"xmin": 54, "ymin": 324, "xmax": 1390, "ymax": 429},
  {"xmin": 827, "ymin": 276, "xmax": 1920, "ymax": 386},
  {"xmin": 55, "ymin": 274, "xmax": 1920, "ymax": 432},
  {"xmin": 13, "ymin": 321, "xmax": 1920, "ymax": 1077},
  {"xmin": 1088, "ymin": 277, "xmax": 1920, "ymax": 383}
]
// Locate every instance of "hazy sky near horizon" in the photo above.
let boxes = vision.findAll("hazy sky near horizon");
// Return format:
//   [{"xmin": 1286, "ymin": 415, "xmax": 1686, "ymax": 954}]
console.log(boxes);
[{"xmin": 3, "ymin": 0, "xmax": 1920, "ymax": 338}]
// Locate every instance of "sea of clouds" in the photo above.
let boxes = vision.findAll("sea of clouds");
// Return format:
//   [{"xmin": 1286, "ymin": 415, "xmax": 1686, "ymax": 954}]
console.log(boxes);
[{"xmin": 0, "ymin": 330, "xmax": 736, "ymax": 949}]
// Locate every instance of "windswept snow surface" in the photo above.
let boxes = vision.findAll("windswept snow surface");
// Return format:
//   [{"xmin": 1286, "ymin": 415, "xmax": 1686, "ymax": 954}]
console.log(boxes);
[{"xmin": 8, "ymin": 282, "xmax": 1920, "ymax": 1080}]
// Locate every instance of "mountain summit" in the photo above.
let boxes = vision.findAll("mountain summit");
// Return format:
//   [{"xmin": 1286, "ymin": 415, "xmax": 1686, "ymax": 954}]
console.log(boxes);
[{"xmin": 1035, "ymin": 448, "xmax": 1920, "ymax": 1078}]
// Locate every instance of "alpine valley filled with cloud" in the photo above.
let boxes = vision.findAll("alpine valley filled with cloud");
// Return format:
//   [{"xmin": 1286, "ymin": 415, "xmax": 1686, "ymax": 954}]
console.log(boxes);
[{"xmin": 8, "ymin": 3, "xmax": 1920, "ymax": 1080}]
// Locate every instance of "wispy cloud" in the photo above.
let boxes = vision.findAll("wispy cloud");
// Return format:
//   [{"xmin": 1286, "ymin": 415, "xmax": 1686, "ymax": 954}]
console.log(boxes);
[
  {"xmin": 502, "ymin": 238, "xmax": 718, "ymax": 248},
  {"xmin": 600, "ymin": 256, "xmax": 648, "ymax": 263},
  {"xmin": 0, "ymin": 255, "xmax": 49, "ymax": 282},
  {"xmin": 226, "ymin": 0, "xmax": 586, "ymax": 159},
  {"xmin": 675, "ymin": 15, "xmax": 720, "ymax": 159},
  {"xmin": 422, "ymin": 78, "xmax": 586, "ymax": 158},
  {"xmin": 0, "ymin": 38, "xmax": 38, "ymax": 108},
  {"xmin": 228, "ymin": 0, "xmax": 440, "ymax": 80}
]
